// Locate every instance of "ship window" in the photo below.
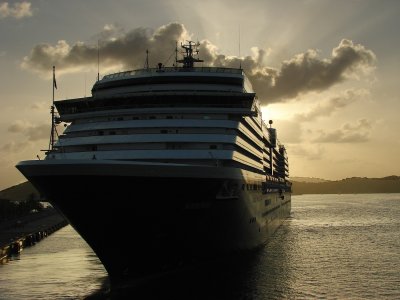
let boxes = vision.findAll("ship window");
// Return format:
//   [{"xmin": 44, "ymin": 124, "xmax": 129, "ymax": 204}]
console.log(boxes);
[
  {"xmin": 264, "ymin": 199, "xmax": 271, "ymax": 206},
  {"xmin": 98, "ymin": 131, "xmax": 104, "ymax": 136},
  {"xmin": 209, "ymin": 145, "xmax": 217, "ymax": 149},
  {"xmin": 166, "ymin": 116, "xmax": 173, "ymax": 119},
  {"xmin": 161, "ymin": 130, "xmax": 168, "ymax": 134},
  {"xmin": 132, "ymin": 117, "xmax": 139, "ymax": 120},
  {"xmin": 149, "ymin": 116, "xmax": 156, "ymax": 119},
  {"xmin": 110, "ymin": 131, "xmax": 116, "ymax": 135},
  {"xmin": 117, "ymin": 117, "xmax": 123, "ymax": 121},
  {"xmin": 92, "ymin": 145, "xmax": 97, "ymax": 151}
]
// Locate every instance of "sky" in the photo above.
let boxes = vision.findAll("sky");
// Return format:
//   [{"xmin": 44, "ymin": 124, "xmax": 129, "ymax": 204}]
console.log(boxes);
[{"xmin": 0, "ymin": 0, "xmax": 399, "ymax": 189}]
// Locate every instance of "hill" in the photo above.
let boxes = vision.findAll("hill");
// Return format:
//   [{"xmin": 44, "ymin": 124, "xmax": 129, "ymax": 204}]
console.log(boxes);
[
  {"xmin": 291, "ymin": 176, "xmax": 400, "ymax": 195},
  {"xmin": 0, "ymin": 181, "xmax": 40, "ymax": 202},
  {"xmin": 290, "ymin": 177, "xmax": 331, "ymax": 183}
]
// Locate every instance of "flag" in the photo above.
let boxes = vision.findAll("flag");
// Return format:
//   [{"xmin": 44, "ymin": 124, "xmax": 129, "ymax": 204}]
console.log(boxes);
[{"xmin": 53, "ymin": 66, "xmax": 57, "ymax": 89}]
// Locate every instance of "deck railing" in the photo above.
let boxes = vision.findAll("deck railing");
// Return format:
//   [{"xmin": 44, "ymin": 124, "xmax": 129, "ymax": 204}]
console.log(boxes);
[{"xmin": 102, "ymin": 67, "xmax": 243, "ymax": 80}]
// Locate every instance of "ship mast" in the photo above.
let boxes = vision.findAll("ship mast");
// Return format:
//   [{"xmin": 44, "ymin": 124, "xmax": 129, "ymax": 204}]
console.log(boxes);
[
  {"xmin": 49, "ymin": 66, "xmax": 58, "ymax": 151},
  {"xmin": 176, "ymin": 41, "xmax": 203, "ymax": 68}
]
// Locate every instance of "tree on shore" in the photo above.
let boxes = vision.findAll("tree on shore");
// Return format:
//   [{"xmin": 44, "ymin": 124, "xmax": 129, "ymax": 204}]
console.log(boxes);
[{"xmin": 0, "ymin": 194, "xmax": 44, "ymax": 221}]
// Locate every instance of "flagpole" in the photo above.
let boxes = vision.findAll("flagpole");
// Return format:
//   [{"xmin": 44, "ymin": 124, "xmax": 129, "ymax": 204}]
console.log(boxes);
[
  {"xmin": 97, "ymin": 40, "xmax": 100, "ymax": 81},
  {"xmin": 50, "ymin": 66, "xmax": 56, "ymax": 150},
  {"xmin": 53, "ymin": 66, "xmax": 55, "ymax": 105}
]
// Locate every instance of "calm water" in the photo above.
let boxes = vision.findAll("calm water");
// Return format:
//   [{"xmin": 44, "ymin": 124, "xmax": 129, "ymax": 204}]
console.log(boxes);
[{"xmin": 0, "ymin": 194, "xmax": 399, "ymax": 299}]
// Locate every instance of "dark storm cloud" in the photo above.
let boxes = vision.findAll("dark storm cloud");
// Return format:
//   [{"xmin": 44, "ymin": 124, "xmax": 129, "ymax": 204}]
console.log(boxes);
[
  {"xmin": 313, "ymin": 119, "xmax": 373, "ymax": 143},
  {"xmin": 21, "ymin": 23, "xmax": 376, "ymax": 103}
]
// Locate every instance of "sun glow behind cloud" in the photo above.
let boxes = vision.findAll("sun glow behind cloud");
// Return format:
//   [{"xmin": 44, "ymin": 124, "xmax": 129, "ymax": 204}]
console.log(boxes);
[{"xmin": 17, "ymin": 22, "xmax": 379, "ymax": 182}]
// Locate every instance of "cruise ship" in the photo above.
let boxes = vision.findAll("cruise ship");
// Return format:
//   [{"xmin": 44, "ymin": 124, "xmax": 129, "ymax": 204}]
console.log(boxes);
[{"xmin": 16, "ymin": 41, "xmax": 291, "ymax": 286}]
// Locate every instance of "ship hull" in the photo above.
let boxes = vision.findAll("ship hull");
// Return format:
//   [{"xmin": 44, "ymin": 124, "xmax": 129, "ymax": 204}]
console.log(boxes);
[{"xmin": 16, "ymin": 160, "xmax": 291, "ymax": 285}]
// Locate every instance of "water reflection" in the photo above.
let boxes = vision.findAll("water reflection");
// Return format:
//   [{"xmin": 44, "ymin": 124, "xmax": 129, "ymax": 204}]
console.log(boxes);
[
  {"xmin": 87, "ymin": 219, "xmax": 296, "ymax": 300},
  {"xmin": 1, "ymin": 194, "xmax": 399, "ymax": 299},
  {"xmin": 99, "ymin": 250, "xmax": 271, "ymax": 299},
  {"xmin": 0, "ymin": 226, "xmax": 108, "ymax": 300}
]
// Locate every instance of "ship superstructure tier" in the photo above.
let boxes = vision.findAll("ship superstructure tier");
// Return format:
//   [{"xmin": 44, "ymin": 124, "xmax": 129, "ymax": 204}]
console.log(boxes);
[{"xmin": 52, "ymin": 67, "xmax": 288, "ymax": 181}]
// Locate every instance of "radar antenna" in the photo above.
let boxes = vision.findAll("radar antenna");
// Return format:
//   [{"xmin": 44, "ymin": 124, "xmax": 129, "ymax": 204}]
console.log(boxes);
[{"xmin": 176, "ymin": 41, "xmax": 204, "ymax": 68}]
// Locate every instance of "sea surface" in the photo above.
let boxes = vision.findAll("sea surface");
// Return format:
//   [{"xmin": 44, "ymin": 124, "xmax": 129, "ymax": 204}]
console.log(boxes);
[{"xmin": 0, "ymin": 193, "xmax": 399, "ymax": 299}]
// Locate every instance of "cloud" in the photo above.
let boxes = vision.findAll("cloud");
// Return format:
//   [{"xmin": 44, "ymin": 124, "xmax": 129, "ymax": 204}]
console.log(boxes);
[
  {"xmin": 200, "ymin": 39, "xmax": 376, "ymax": 104},
  {"xmin": 273, "ymin": 120, "xmax": 303, "ymax": 143},
  {"xmin": 8, "ymin": 120, "xmax": 49, "ymax": 141},
  {"xmin": 288, "ymin": 144, "xmax": 325, "ymax": 161},
  {"xmin": 8, "ymin": 120, "xmax": 30, "ymax": 132},
  {"xmin": 21, "ymin": 23, "xmax": 376, "ymax": 103},
  {"xmin": 313, "ymin": 119, "xmax": 373, "ymax": 143},
  {"xmin": 1, "ymin": 140, "xmax": 32, "ymax": 153},
  {"xmin": 293, "ymin": 89, "xmax": 369, "ymax": 122},
  {"xmin": 21, "ymin": 22, "xmax": 190, "ymax": 77},
  {"xmin": 30, "ymin": 101, "xmax": 48, "ymax": 110},
  {"xmin": 0, "ymin": 1, "xmax": 33, "ymax": 19}
]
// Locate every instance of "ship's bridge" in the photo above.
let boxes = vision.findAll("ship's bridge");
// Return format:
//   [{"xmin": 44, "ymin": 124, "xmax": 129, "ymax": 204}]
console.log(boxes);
[{"xmin": 92, "ymin": 67, "xmax": 254, "ymax": 98}]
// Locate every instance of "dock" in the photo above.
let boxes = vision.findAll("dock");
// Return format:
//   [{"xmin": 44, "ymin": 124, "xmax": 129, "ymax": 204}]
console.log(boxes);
[{"xmin": 0, "ymin": 208, "xmax": 68, "ymax": 261}]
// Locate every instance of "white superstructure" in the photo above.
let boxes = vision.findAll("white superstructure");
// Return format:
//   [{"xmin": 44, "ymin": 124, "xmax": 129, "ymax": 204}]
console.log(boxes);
[{"xmin": 52, "ymin": 64, "xmax": 288, "ymax": 181}]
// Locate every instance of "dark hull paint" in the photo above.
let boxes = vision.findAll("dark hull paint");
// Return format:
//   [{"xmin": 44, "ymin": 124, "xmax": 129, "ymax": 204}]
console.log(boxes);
[{"xmin": 17, "ymin": 161, "xmax": 291, "ymax": 286}]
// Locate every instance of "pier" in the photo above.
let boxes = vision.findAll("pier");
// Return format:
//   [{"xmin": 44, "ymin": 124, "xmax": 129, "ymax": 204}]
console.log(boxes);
[{"xmin": 0, "ymin": 208, "xmax": 67, "ymax": 262}]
